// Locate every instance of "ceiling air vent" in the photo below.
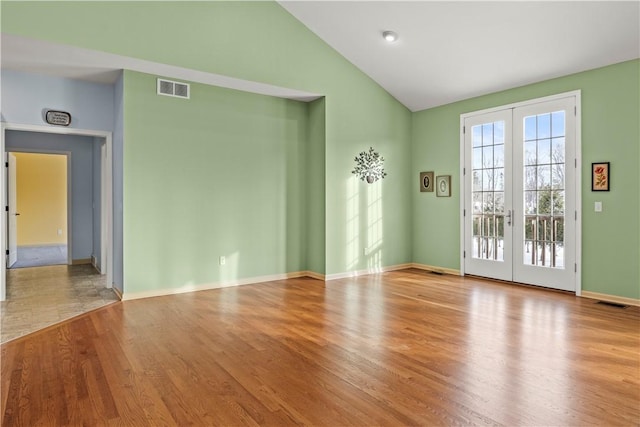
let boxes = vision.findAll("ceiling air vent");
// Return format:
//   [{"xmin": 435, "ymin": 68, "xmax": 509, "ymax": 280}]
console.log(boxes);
[{"xmin": 157, "ymin": 78, "xmax": 190, "ymax": 99}]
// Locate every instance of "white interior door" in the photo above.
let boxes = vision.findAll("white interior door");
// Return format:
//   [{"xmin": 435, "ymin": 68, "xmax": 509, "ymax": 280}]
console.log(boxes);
[
  {"xmin": 7, "ymin": 153, "xmax": 18, "ymax": 267},
  {"xmin": 463, "ymin": 95, "xmax": 578, "ymax": 292}
]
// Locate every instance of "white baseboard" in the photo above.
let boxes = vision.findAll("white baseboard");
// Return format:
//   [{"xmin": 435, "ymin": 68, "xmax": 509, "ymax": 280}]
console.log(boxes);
[
  {"xmin": 91, "ymin": 255, "xmax": 102, "ymax": 273},
  {"xmin": 410, "ymin": 263, "xmax": 461, "ymax": 276},
  {"xmin": 112, "ymin": 286, "xmax": 123, "ymax": 301},
  {"xmin": 18, "ymin": 243, "xmax": 67, "ymax": 248},
  {"xmin": 121, "ymin": 263, "xmax": 463, "ymax": 301},
  {"xmin": 122, "ymin": 271, "xmax": 311, "ymax": 301},
  {"xmin": 119, "ymin": 264, "xmax": 637, "ymax": 307},
  {"xmin": 303, "ymin": 271, "xmax": 325, "ymax": 281},
  {"xmin": 324, "ymin": 263, "xmax": 413, "ymax": 281},
  {"xmin": 581, "ymin": 291, "xmax": 640, "ymax": 307}
]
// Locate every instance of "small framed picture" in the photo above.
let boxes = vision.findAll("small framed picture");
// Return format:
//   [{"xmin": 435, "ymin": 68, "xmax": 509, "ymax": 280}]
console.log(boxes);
[
  {"xmin": 592, "ymin": 162, "xmax": 610, "ymax": 191},
  {"xmin": 436, "ymin": 175, "xmax": 451, "ymax": 197},
  {"xmin": 420, "ymin": 171, "xmax": 434, "ymax": 192}
]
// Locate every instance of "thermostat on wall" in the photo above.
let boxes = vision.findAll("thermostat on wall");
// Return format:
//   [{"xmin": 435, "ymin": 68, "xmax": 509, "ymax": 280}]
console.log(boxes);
[{"xmin": 45, "ymin": 110, "xmax": 72, "ymax": 126}]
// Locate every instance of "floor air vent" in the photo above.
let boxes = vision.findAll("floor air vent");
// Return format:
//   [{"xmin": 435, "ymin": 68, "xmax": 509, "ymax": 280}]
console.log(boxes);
[
  {"xmin": 596, "ymin": 301, "xmax": 628, "ymax": 309},
  {"xmin": 157, "ymin": 78, "xmax": 190, "ymax": 99}
]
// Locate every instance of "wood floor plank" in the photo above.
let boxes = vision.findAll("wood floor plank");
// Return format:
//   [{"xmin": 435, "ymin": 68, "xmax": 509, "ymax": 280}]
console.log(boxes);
[{"xmin": 1, "ymin": 269, "xmax": 639, "ymax": 426}]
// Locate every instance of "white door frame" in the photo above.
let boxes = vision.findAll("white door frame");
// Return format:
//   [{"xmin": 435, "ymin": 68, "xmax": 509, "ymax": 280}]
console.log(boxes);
[
  {"xmin": 6, "ymin": 150, "xmax": 72, "ymax": 266},
  {"xmin": 0, "ymin": 122, "xmax": 113, "ymax": 301},
  {"xmin": 6, "ymin": 152, "xmax": 19, "ymax": 268},
  {"xmin": 459, "ymin": 90, "xmax": 582, "ymax": 295}
]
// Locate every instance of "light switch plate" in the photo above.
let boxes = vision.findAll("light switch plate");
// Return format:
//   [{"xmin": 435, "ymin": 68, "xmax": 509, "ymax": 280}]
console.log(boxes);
[{"xmin": 595, "ymin": 202, "xmax": 602, "ymax": 212}]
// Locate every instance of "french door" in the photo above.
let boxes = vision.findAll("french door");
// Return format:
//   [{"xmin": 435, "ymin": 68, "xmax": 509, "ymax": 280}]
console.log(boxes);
[{"xmin": 462, "ymin": 94, "xmax": 578, "ymax": 292}]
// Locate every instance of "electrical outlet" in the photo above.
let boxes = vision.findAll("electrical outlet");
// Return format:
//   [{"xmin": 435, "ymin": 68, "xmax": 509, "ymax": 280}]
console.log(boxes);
[
  {"xmin": 595, "ymin": 201, "xmax": 602, "ymax": 212},
  {"xmin": 57, "ymin": 229, "xmax": 62, "ymax": 235},
  {"xmin": 219, "ymin": 256, "xmax": 226, "ymax": 266}
]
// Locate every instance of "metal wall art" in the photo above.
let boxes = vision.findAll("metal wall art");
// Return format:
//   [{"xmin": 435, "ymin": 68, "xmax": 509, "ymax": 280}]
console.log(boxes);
[{"xmin": 352, "ymin": 147, "xmax": 387, "ymax": 184}]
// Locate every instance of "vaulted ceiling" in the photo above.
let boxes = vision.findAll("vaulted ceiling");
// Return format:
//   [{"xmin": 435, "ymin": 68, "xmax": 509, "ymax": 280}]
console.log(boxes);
[
  {"xmin": 2, "ymin": 2, "xmax": 639, "ymax": 112},
  {"xmin": 279, "ymin": 1, "xmax": 640, "ymax": 111}
]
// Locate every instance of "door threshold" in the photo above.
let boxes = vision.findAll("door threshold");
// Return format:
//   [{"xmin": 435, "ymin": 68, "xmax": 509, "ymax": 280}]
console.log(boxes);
[{"xmin": 463, "ymin": 274, "xmax": 574, "ymax": 295}]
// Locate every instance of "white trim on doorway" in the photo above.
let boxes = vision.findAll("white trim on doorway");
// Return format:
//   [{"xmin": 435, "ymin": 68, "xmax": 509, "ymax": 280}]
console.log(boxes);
[
  {"xmin": 459, "ymin": 90, "xmax": 582, "ymax": 294},
  {"xmin": 0, "ymin": 122, "xmax": 113, "ymax": 301},
  {"xmin": 100, "ymin": 141, "xmax": 109, "ymax": 274}
]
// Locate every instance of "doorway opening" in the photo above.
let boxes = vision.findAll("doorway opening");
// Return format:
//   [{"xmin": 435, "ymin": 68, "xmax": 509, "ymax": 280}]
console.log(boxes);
[
  {"xmin": 7, "ymin": 152, "xmax": 70, "ymax": 269},
  {"xmin": 0, "ymin": 123, "xmax": 113, "ymax": 302}
]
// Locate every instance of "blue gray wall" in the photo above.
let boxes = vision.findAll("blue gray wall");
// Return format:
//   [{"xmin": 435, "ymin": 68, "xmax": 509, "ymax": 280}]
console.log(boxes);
[
  {"xmin": 1, "ymin": 69, "xmax": 122, "ymax": 287},
  {"xmin": 1, "ymin": 69, "xmax": 114, "ymax": 131}
]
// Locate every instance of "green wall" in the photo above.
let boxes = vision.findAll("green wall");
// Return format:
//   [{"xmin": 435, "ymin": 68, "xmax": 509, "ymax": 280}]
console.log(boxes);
[
  {"xmin": 306, "ymin": 98, "xmax": 326, "ymax": 274},
  {"xmin": 2, "ymin": 1, "xmax": 413, "ymax": 289},
  {"xmin": 124, "ymin": 70, "xmax": 309, "ymax": 291},
  {"xmin": 412, "ymin": 60, "xmax": 640, "ymax": 299}
]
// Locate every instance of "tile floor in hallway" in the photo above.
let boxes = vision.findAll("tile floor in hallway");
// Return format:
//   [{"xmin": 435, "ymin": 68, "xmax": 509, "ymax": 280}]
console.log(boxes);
[
  {"xmin": 12, "ymin": 244, "xmax": 68, "ymax": 268},
  {"xmin": 0, "ymin": 264, "xmax": 119, "ymax": 343}
]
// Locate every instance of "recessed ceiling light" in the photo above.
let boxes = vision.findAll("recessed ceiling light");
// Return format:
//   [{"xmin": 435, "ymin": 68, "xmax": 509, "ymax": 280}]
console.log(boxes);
[{"xmin": 382, "ymin": 31, "xmax": 398, "ymax": 43}]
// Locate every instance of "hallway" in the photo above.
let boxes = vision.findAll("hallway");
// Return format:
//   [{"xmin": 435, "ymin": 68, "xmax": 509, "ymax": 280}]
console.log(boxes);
[{"xmin": 0, "ymin": 264, "xmax": 119, "ymax": 343}]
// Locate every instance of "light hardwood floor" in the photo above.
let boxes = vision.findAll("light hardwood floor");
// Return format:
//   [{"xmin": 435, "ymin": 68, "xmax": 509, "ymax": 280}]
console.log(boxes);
[{"xmin": 1, "ymin": 269, "xmax": 638, "ymax": 426}]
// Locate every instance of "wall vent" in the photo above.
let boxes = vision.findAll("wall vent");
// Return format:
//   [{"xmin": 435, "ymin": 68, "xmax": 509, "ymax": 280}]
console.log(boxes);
[
  {"xmin": 596, "ymin": 301, "xmax": 628, "ymax": 309},
  {"xmin": 157, "ymin": 78, "xmax": 190, "ymax": 99}
]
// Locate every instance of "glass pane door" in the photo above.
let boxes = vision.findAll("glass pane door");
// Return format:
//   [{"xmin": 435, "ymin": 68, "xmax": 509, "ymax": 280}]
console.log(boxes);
[
  {"xmin": 522, "ymin": 111, "xmax": 566, "ymax": 268},
  {"xmin": 464, "ymin": 95, "xmax": 577, "ymax": 292},
  {"xmin": 513, "ymin": 97, "xmax": 576, "ymax": 291},
  {"xmin": 471, "ymin": 121, "xmax": 506, "ymax": 261},
  {"xmin": 463, "ymin": 110, "xmax": 513, "ymax": 282}
]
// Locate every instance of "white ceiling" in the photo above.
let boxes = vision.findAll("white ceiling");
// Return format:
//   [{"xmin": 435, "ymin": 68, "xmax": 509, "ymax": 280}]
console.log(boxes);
[
  {"xmin": 2, "ymin": 2, "xmax": 638, "ymax": 112},
  {"xmin": 280, "ymin": 1, "xmax": 640, "ymax": 111}
]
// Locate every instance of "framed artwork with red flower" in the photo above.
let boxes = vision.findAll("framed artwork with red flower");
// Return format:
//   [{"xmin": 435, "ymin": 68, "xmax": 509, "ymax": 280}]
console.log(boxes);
[{"xmin": 592, "ymin": 162, "xmax": 610, "ymax": 191}]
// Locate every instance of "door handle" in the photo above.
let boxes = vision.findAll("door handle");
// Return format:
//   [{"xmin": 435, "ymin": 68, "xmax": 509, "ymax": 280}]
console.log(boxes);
[
  {"xmin": 14, "ymin": 213, "xmax": 20, "ymax": 216},
  {"xmin": 505, "ymin": 209, "xmax": 512, "ymax": 226}
]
